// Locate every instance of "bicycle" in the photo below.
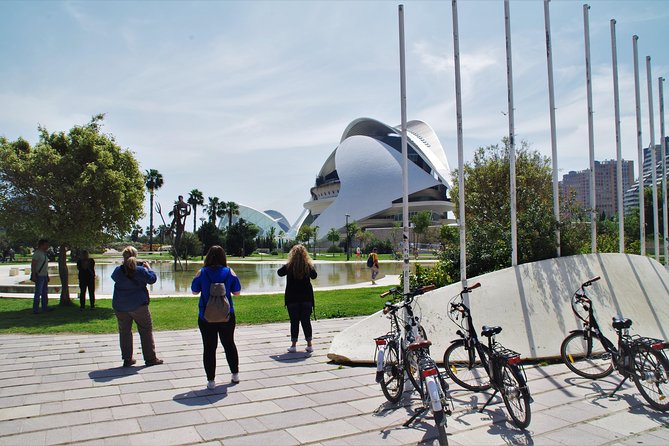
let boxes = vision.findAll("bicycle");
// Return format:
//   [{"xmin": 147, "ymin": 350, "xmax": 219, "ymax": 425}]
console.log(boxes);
[
  {"xmin": 374, "ymin": 285, "xmax": 451, "ymax": 445},
  {"xmin": 560, "ymin": 276, "xmax": 669, "ymax": 411},
  {"xmin": 443, "ymin": 282, "xmax": 532, "ymax": 429}
]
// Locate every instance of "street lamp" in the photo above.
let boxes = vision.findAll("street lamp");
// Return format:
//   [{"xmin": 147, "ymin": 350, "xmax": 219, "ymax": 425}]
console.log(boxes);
[{"xmin": 345, "ymin": 213, "xmax": 351, "ymax": 261}]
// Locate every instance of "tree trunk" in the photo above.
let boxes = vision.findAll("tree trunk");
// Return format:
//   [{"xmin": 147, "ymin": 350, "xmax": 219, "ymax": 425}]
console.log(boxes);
[
  {"xmin": 58, "ymin": 244, "xmax": 72, "ymax": 306},
  {"xmin": 149, "ymin": 191, "xmax": 154, "ymax": 251},
  {"xmin": 193, "ymin": 205, "xmax": 197, "ymax": 233}
]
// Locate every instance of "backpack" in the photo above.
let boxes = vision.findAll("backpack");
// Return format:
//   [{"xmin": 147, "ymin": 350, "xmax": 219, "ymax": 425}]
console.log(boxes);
[
  {"xmin": 366, "ymin": 254, "xmax": 374, "ymax": 268},
  {"xmin": 203, "ymin": 268, "xmax": 231, "ymax": 323}
]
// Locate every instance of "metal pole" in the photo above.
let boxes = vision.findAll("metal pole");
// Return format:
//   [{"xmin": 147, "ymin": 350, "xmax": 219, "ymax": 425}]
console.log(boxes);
[
  {"xmin": 398, "ymin": 5, "xmax": 410, "ymax": 295},
  {"xmin": 633, "ymin": 35, "xmax": 645, "ymax": 255},
  {"xmin": 659, "ymin": 77, "xmax": 667, "ymax": 265},
  {"xmin": 611, "ymin": 19, "xmax": 625, "ymax": 253},
  {"xmin": 504, "ymin": 0, "xmax": 517, "ymax": 266},
  {"xmin": 544, "ymin": 0, "xmax": 560, "ymax": 257},
  {"xmin": 646, "ymin": 56, "xmax": 659, "ymax": 260},
  {"xmin": 584, "ymin": 4, "xmax": 597, "ymax": 253},
  {"xmin": 452, "ymin": 0, "xmax": 466, "ymax": 283}
]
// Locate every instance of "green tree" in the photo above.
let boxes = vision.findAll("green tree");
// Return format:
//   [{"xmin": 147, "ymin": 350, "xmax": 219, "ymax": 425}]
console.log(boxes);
[
  {"xmin": 449, "ymin": 139, "xmax": 557, "ymax": 278},
  {"xmin": 226, "ymin": 201, "xmax": 240, "ymax": 229},
  {"xmin": 411, "ymin": 210, "xmax": 432, "ymax": 245},
  {"xmin": 175, "ymin": 231, "xmax": 203, "ymax": 260},
  {"xmin": 197, "ymin": 221, "xmax": 224, "ymax": 256},
  {"xmin": 267, "ymin": 226, "xmax": 276, "ymax": 251},
  {"xmin": 0, "ymin": 114, "xmax": 144, "ymax": 305},
  {"xmin": 144, "ymin": 168, "xmax": 164, "ymax": 251},
  {"xmin": 345, "ymin": 220, "xmax": 358, "ymax": 260},
  {"xmin": 312, "ymin": 225, "xmax": 320, "ymax": 258},
  {"xmin": 226, "ymin": 218, "xmax": 258, "ymax": 256},
  {"xmin": 130, "ymin": 224, "xmax": 143, "ymax": 242},
  {"xmin": 205, "ymin": 197, "xmax": 226, "ymax": 225},
  {"xmin": 297, "ymin": 225, "xmax": 314, "ymax": 250},
  {"xmin": 326, "ymin": 228, "xmax": 341, "ymax": 251},
  {"xmin": 187, "ymin": 189, "xmax": 204, "ymax": 232}
]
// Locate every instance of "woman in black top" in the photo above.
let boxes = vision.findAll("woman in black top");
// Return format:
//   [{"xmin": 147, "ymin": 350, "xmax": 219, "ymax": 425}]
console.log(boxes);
[
  {"xmin": 278, "ymin": 244, "xmax": 317, "ymax": 353},
  {"xmin": 76, "ymin": 250, "xmax": 96, "ymax": 310}
]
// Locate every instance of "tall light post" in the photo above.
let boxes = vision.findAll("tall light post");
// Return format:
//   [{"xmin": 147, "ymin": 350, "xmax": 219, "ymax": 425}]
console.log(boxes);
[{"xmin": 345, "ymin": 214, "xmax": 351, "ymax": 261}]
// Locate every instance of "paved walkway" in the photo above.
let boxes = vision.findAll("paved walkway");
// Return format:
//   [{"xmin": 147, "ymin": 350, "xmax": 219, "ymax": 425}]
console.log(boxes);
[{"xmin": 0, "ymin": 317, "xmax": 668, "ymax": 445}]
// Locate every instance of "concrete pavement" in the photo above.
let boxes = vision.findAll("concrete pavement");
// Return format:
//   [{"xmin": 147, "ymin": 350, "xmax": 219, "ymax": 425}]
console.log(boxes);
[{"xmin": 1, "ymin": 317, "xmax": 668, "ymax": 445}]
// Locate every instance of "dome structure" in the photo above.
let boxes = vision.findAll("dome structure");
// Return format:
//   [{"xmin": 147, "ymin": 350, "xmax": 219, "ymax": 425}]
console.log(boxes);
[
  {"xmin": 218, "ymin": 204, "xmax": 289, "ymax": 237},
  {"xmin": 303, "ymin": 118, "xmax": 454, "ymax": 232}
]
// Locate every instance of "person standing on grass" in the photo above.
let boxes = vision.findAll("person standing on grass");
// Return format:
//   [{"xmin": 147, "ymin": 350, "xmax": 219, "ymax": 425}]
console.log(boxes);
[
  {"xmin": 30, "ymin": 239, "xmax": 51, "ymax": 314},
  {"xmin": 277, "ymin": 244, "xmax": 317, "ymax": 353},
  {"xmin": 111, "ymin": 246, "xmax": 163, "ymax": 368},
  {"xmin": 191, "ymin": 245, "xmax": 241, "ymax": 390},
  {"xmin": 76, "ymin": 250, "xmax": 96, "ymax": 310}
]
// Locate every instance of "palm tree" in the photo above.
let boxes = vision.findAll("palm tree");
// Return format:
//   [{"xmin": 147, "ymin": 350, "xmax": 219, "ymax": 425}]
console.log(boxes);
[
  {"xmin": 226, "ymin": 201, "xmax": 240, "ymax": 229},
  {"xmin": 187, "ymin": 189, "xmax": 204, "ymax": 232},
  {"xmin": 144, "ymin": 169, "xmax": 164, "ymax": 251},
  {"xmin": 206, "ymin": 197, "xmax": 227, "ymax": 226},
  {"xmin": 327, "ymin": 227, "xmax": 341, "ymax": 251}
]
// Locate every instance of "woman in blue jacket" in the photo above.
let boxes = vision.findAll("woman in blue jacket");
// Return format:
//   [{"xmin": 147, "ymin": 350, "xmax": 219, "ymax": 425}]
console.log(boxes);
[
  {"xmin": 111, "ymin": 246, "xmax": 163, "ymax": 368},
  {"xmin": 191, "ymin": 245, "xmax": 241, "ymax": 389}
]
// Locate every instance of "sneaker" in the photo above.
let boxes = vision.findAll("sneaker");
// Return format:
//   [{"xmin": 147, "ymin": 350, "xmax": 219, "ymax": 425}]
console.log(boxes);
[
  {"xmin": 207, "ymin": 380, "xmax": 216, "ymax": 390},
  {"xmin": 305, "ymin": 346, "xmax": 314, "ymax": 353},
  {"xmin": 145, "ymin": 358, "xmax": 164, "ymax": 367},
  {"xmin": 287, "ymin": 346, "xmax": 297, "ymax": 353},
  {"xmin": 231, "ymin": 373, "xmax": 240, "ymax": 384},
  {"xmin": 123, "ymin": 359, "xmax": 136, "ymax": 368}
]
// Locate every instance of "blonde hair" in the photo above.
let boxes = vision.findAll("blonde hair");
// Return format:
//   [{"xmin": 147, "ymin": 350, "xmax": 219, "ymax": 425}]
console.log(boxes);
[
  {"xmin": 286, "ymin": 244, "xmax": 313, "ymax": 280},
  {"xmin": 122, "ymin": 246, "xmax": 138, "ymax": 276}
]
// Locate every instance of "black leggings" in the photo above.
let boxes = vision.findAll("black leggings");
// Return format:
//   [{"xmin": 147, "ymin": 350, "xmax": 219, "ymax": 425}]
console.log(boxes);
[
  {"xmin": 287, "ymin": 302, "xmax": 313, "ymax": 343},
  {"xmin": 198, "ymin": 315, "xmax": 239, "ymax": 380},
  {"xmin": 79, "ymin": 279, "xmax": 95, "ymax": 308}
]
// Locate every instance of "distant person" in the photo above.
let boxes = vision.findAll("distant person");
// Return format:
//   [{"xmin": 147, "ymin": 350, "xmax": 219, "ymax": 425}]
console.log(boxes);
[
  {"xmin": 356, "ymin": 246, "xmax": 361, "ymax": 260},
  {"xmin": 8, "ymin": 247, "xmax": 15, "ymax": 262},
  {"xmin": 111, "ymin": 246, "xmax": 163, "ymax": 368},
  {"xmin": 31, "ymin": 239, "xmax": 51, "ymax": 314},
  {"xmin": 76, "ymin": 250, "xmax": 96, "ymax": 310},
  {"xmin": 369, "ymin": 247, "xmax": 380, "ymax": 284},
  {"xmin": 277, "ymin": 244, "xmax": 317, "ymax": 353},
  {"xmin": 191, "ymin": 245, "xmax": 241, "ymax": 389}
]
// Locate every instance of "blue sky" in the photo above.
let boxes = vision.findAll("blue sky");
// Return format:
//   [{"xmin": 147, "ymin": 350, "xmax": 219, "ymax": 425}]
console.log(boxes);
[{"xmin": 1, "ymin": 0, "xmax": 668, "ymax": 229}]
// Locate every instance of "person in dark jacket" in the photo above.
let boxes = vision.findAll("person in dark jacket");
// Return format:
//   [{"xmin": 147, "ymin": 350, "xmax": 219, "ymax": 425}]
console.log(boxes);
[
  {"xmin": 76, "ymin": 250, "xmax": 96, "ymax": 310},
  {"xmin": 111, "ymin": 246, "xmax": 163, "ymax": 368},
  {"xmin": 277, "ymin": 244, "xmax": 317, "ymax": 353}
]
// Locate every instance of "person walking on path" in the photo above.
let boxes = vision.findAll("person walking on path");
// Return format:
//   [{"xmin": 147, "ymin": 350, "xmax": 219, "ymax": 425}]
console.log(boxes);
[
  {"xmin": 191, "ymin": 245, "xmax": 241, "ymax": 390},
  {"xmin": 76, "ymin": 250, "xmax": 96, "ymax": 310},
  {"xmin": 277, "ymin": 244, "xmax": 317, "ymax": 353},
  {"xmin": 31, "ymin": 239, "xmax": 51, "ymax": 314},
  {"xmin": 369, "ymin": 247, "xmax": 380, "ymax": 284},
  {"xmin": 111, "ymin": 246, "xmax": 163, "ymax": 368}
]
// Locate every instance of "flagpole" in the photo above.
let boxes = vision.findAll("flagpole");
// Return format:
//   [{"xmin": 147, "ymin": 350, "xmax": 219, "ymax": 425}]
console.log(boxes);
[
  {"xmin": 398, "ymin": 4, "xmax": 410, "ymax": 295},
  {"xmin": 611, "ymin": 19, "xmax": 625, "ymax": 253},
  {"xmin": 646, "ymin": 56, "xmax": 659, "ymax": 260},
  {"xmin": 633, "ymin": 35, "xmax": 645, "ymax": 255},
  {"xmin": 544, "ymin": 0, "xmax": 560, "ymax": 257},
  {"xmin": 583, "ymin": 4, "xmax": 597, "ymax": 252},
  {"xmin": 659, "ymin": 76, "xmax": 667, "ymax": 265},
  {"xmin": 452, "ymin": 0, "xmax": 466, "ymax": 283},
  {"xmin": 504, "ymin": 0, "xmax": 517, "ymax": 266}
]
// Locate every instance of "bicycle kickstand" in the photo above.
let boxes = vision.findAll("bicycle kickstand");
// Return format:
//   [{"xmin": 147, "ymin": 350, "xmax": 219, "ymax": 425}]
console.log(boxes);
[
  {"xmin": 609, "ymin": 376, "xmax": 629, "ymax": 398},
  {"xmin": 403, "ymin": 406, "xmax": 427, "ymax": 427},
  {"xmin": 479, "ymin": 389, "xmax": 499, "ymax": 413}
]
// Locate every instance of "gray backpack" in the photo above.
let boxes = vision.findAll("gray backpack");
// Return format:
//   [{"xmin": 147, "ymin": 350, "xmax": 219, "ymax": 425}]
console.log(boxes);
[{"xmin": 203, "ymin": 269, "xmax": 231, "ymax": 323}]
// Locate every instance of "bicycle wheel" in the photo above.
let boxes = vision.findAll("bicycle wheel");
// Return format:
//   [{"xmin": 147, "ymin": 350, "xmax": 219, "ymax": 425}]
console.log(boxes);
[
  {"xmin": 443, "ymin": 341, "xmax": 490, "ymax": 391},
  {"xmin": 632, "ymin": 347, "xmax": 669, "ymax": 411},
  {"xmin": 500, "ymin": 363, "xmax": 531, "ymax": 429},
  {"xmin": 433, "ymin": 408, "xmax": 448, "ymax": 446},
  {"xmin": 380, "ymin": 341, "xmax": 405, "ymax": 403},
  {"xmin": 561, "ymin": 331, "xmax": 614, "ymax": 379}
]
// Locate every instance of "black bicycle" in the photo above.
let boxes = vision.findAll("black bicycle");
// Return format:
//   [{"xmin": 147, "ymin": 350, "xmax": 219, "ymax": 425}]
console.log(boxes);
[
  {"xmin": 374, "ymin": 285, "xmax": 451, "ymax": 445},
  {"xmin": 443, "ymin": 282, "xmax": 532, "ymax": 429},
  {"xmin": 561, "ymin": 276, "xmax": 669, "ymax": 411}
]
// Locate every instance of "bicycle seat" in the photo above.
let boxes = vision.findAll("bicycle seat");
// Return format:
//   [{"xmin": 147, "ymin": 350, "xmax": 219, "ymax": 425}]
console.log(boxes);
[
  {"xmin": 481, "ymin": 326, "xmax": 502, "ymax": 337},
  {"xmin": 612, "ymin": 317, "xmax": 632, "ymax": 330},
  {"xmin": 407, "ymin": 339, "xmax": 432, "ymax": 351}
]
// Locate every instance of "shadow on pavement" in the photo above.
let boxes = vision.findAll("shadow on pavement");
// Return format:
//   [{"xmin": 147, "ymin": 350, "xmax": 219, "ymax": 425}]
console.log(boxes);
[
  {"xmin": 269, "ymin": 352, "xmax": 311, "ymax": 363},
  {"xmin": 88, "ymin": 366, "xmax": 139, "ymax": 382},
  {"xmin": 173, "ymin": 384, "xmax": 234, "ymax": 405}
]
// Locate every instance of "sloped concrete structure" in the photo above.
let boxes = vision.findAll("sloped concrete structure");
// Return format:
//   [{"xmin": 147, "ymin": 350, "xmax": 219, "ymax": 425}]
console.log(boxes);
[{"xmin": 327, "ymin": 253, "xmax": 669, "ymax": 364}]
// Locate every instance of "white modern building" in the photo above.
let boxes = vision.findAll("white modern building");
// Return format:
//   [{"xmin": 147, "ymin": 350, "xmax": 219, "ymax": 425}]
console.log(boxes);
[
  {"xmin": 218, "ymin": 204, "xmax": 292, "ymax": 237},
  {"xmin": 303, "ymin": 117, "xmax": 455, "ymax": 233}
]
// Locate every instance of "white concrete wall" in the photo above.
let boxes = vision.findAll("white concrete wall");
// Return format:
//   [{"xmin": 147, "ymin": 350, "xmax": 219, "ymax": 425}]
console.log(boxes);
[{"xmin": 327, "ymin": 253, "xmax": 669, "ymax": 364}]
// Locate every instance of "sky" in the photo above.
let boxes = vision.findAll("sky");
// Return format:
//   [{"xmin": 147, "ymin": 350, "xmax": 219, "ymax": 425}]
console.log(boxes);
[{"xmin": 1, "ymin": 0, "xmax": 668, "ymax": 230}]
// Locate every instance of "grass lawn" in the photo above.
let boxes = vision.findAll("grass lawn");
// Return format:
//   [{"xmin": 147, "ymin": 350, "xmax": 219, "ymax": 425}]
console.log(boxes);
[{"xmin": 0, "ymin": 287, "xmax": 388, "ymax": 335}]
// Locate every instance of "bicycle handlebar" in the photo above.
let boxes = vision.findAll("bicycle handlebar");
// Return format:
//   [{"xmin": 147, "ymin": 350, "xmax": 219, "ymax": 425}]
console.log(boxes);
[
  {"xmin": 379, "ymin": 284, "xmax": 436, "ymax": 299},
  {"xmin": 582, "ymin": 276, "xmax": 600, "ymax": 288}
]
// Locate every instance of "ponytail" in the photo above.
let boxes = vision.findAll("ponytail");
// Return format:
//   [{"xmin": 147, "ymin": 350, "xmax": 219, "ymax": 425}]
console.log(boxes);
[{"xmin": 121, "ymin": 246, "xmax": 139, "ymax": 277}]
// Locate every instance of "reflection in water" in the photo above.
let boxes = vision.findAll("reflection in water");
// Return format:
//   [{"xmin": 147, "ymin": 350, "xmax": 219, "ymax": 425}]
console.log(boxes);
[{"xmin": 55, "ymin": 261, "xmax": 409, "ymax": 295}]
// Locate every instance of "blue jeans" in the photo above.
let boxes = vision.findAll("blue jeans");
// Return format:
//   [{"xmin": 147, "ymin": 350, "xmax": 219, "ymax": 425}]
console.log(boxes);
[{"xmin": 33, "ymin": 276, "xmax": 49, "ymax": 313}]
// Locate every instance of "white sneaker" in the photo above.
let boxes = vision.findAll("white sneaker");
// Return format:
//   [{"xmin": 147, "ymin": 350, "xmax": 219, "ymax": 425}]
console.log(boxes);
[
  {"xmin": 207, "ymin": 380, "xmax": 215, "ymax": 390},
  {"xmin": 231, "ymin": 373, "xmax": 240, "ymax": 384},
  {"xmin": 305, "ymin": 346, "xmax": 314, "ymax": 353},
  {"xmin": 287, "ymin": 346, "xmax": 297, "ymax": 353}
]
